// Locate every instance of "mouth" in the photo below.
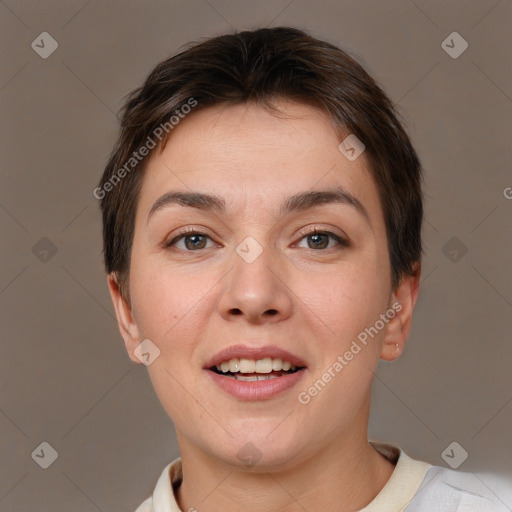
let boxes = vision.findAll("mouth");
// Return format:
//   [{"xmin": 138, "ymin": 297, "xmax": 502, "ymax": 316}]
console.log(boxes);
[
  {"xmin": 204, "ymin": 345, "xmax": 308, "ymax": 400},
  {"xmin": 209, "ymin": 357, "xmax": 305, "ymax": 381}
]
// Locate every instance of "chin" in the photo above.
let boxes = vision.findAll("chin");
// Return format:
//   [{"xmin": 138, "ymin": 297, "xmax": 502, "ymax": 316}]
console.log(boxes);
[{"xmin": 211, "ymin": 433, "xmax": 310, "ymax": 473}]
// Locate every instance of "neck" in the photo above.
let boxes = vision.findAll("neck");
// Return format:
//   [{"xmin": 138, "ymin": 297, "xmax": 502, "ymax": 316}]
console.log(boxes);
[{"xmin": 175, "ymin": 432, "xmax": 395, "ymax": 512}]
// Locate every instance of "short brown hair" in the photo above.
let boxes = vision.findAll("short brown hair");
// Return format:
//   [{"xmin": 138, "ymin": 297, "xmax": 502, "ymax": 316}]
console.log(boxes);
[{"xmin": 97, "ymin": 26, "xmax": 423, "ymax": 300}]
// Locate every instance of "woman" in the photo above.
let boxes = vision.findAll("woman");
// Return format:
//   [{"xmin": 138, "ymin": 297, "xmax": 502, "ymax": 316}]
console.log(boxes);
[{"xmin": 97, "ymin": 27, "xmax": 509, "ymax": 512}]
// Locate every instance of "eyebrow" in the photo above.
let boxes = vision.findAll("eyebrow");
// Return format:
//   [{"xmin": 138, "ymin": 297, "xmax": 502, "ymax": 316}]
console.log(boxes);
[{"xmin": 147, "ymin": 187, "xmax": 371, "ymax": 227}]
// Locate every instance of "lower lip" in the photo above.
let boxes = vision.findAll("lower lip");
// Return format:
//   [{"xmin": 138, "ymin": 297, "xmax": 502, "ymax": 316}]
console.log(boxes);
[{"xmin": 205, "ymin": 369, "xmax": 306, "ymax": 401}]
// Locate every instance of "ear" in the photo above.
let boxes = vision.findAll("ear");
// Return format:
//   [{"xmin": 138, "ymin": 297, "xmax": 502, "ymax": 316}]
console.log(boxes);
[
  {"xmin": 107, "ymin": 273, "xmax": 142, "ymax": 364},
  {"xmin": 380, "ymin": 262, "xmax": 421, "ymax": 361}
]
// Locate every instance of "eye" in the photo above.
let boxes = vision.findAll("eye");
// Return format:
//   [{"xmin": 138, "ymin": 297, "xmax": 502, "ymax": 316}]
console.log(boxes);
[
  {"xmin": 165, "ymin": 229, "xmax": 216, "ymax": 251},
  {"xmin": 296, "ymin": 229, "xmax": 349, "ymax": 250}
]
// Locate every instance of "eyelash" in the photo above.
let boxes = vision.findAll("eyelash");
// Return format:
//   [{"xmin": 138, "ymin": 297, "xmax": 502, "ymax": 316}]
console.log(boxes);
[
  {"xmin": 164, "ymin": 227, "xmax": 350, "ymax": 251},
  {"xmin": 296, "ymin": 227, "xmax": 350, "ymax": 249},
  {"xmin": 164, "ymin": 227, "xmax": 215, "ymax": 250}
]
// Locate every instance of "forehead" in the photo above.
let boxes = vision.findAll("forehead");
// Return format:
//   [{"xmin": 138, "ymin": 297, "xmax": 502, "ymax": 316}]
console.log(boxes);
[{"xmin": 137, "ymin": 101, "xmax": 383, "ymax": 226}]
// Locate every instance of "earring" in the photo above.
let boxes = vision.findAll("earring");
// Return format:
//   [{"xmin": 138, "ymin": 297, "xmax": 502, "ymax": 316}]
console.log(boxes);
[{"xmin": 395, "ymin": 343, "xmax": 400, "ymax": 352}]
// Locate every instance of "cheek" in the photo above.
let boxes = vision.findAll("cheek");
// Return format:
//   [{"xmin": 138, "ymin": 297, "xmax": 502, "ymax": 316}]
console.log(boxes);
[
  {"xmin": 130, "ymin": 263, "xmax": 214, "ymax": 423},
  {"xmin": 128, "ymin": 258, "xmax": 207, "ymax": 343},
  {"xmin": 296, "ymin": 255, "xmax": 389, "ymax": 340}
]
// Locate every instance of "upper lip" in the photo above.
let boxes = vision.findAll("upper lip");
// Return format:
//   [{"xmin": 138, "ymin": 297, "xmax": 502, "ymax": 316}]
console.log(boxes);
[{"xmin": 204, "ymin": 344, "xmax": 307, "ymax": 369}]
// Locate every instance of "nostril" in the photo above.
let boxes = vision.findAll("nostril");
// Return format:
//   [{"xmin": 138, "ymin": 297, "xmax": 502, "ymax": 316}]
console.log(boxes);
[{"xmin": 227, "ymin": 308, "xmax": 278, "ymax": 316}]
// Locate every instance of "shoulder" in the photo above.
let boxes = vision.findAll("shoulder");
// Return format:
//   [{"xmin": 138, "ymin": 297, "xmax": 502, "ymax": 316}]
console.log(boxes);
[
  {"xmin": 134, "ymin": 496, "xmax": 153, "ymax": 512},
  {"xmin": 406, "ymin": 465, "xmax": 512, "ymax": 512},
  {"xmin": 133, "ymin": 459, "xmax": 181, "ymax": 512}
]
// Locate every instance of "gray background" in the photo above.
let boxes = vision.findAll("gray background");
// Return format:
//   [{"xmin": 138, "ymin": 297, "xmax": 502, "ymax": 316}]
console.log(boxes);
[{"xmin": 1, "ymin": 0, "xmax": 511, "ymax": 511}]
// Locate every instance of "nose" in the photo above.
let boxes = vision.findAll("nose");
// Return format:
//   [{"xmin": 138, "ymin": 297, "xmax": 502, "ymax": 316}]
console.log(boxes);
[{"xmin": 217, "ymin": 243, "xmax": 294, "ymax": 324}]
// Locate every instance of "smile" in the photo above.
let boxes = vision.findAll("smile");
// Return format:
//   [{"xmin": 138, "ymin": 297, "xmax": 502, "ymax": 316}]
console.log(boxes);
[
  {"xmin": 206, "ymin": 367, "xmax": 306, "ymax": 400},
  {"xmin": 213, "ymin": 357, "xmax": 299, "ymax": 375}
]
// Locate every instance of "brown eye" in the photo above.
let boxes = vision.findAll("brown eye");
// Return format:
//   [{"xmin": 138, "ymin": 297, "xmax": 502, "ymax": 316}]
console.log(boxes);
[
  {"xmin": 296, "ymin": 230, "xmax": 349, "ymax": 250},
  {"xmin": 307, "ymin": 233, "xmax": 329, "ymax": 249},
  {"xmin": 183, "ymin": 234, "xmax": 207, "ymax": 250},
  {"xmin": 166, "ymin": 230, "xmax": 215, "ymax": 251}
]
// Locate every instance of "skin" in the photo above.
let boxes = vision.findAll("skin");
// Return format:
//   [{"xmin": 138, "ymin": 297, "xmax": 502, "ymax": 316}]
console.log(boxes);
[{"xmin": 108, "ymin": 100, "xmax": 420, "ymax": 512}]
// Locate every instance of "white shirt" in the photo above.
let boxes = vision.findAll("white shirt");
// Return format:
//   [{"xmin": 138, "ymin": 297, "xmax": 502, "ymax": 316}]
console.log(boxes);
[{"xmin": 134, "ymin": 440, "xmax": 512, "ymax": 511}]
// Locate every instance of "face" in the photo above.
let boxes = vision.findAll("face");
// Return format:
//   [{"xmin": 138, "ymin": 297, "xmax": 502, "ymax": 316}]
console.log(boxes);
[{"xmin": 109, "ymin": 101, "xmax": 418, "ymax": 471}]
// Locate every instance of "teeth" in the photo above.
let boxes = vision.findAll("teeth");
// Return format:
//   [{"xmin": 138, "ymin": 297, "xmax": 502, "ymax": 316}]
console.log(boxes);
[
  {"xmin": 239, "ymin": 358, "xmax": 256, "ymax": 373},
  {"xmin": 225, "ymin": 374, "xmax": 281, "ymax": 381},
  {"xmin": 255, "ymin": 358, "xmax": 272, "ymax": 373},
  {"xmin": 215, "ymin": 357, "xmax": 298, "ymax": 374}
]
